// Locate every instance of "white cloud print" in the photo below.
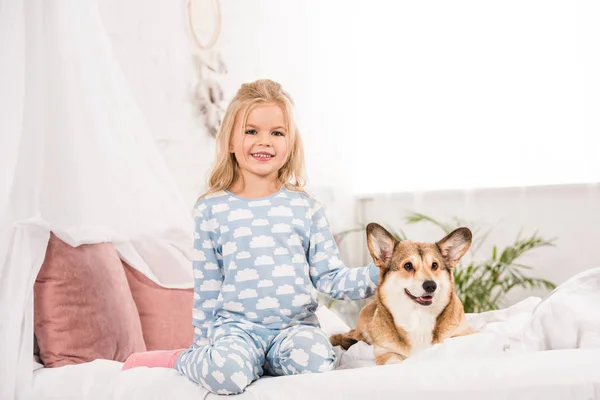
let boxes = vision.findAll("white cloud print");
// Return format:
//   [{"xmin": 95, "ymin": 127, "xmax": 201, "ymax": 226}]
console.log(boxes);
[
  {"xmin": 268, "ymin": 206, "xmax": 293, "ymax": 217},
  {"xmin": 311, "ymin": 252, "xmax": 327, "ymax": 263},
  {"xmin": 250, "ymin": 235, "xmax": 276, "ymax": 248},
  {"xmin": 311, "ymin": 343, "xmax": 330, "ymax": 358},
  {"xmin": 312, "ymin": 232, "xmax": 326, "ymax": 244},
  {"xmin": 228, "ymin": 209, "xmax": 254, "ymax": 222},
  {"xmin": 292, "ymin": 254, "xmax": 305, "ymax": 264},
  {"xmin": 273, "ymin": 265, "xmax": 296, "ymax": 277},
  {"xmin": 235, "ymin": 268, "xmax": 259, "ymax": 282},
  {"xmin": 236, "ymin": 251, "xmax": 251, "ymax": 260},
  {"xmin": 272, "ymin": 223, "xmax": 292, "ymax": 233},
  {"xmin": 263, "ymin": 316, "xmax": 282, "ymax": 324},
  {"xmin": 317, "ymin": 217, "xmax": 328, "ymax": 229},
  {"xmin": 222, "ymin": 284, "xmax": 236, "ymax": 292},
  {"xmin": 291, "ymin": 198, "xmax": 309, "ymax": 207},
  {"xmin": 274, "ymin": 247, "xmax": 289, "ymax": 255},
  {"xmin": 200, "ymin": 218, "xmax": 218, "ymax": 232},
  {"xmin": 204, "ymin": 262, "xmax": 218, "ymax": 270},
  {"xmin": 222, "ymin": 242, "xmax": 238, "ymax": 257},
  {"xmin": 192, "ymin": 249, "xmax": 206, "ymax": 261},
  {"xmin": 258, "ymin": 280, "xmax": 273, "ymax": 288},
  {"xmin": 290, "ymin": 349, "xmax": 309, "ymax": 367},
  {"xmin": 212, "ymin": 203, "xmax": 229, "ymax": 213},
  {"xmin": 255, "ymin": 255, "xmax": 274, "ymax": 266},
  {"xmin": 276, "ymin": 285, "xmax": 295, "ymax": 295},
  {"xmin": 256, "ymin": 297, "xmax": 280, "ymax": 310},
  {"xmin": 200, "ymin": 279, "xmax": 221, "ymax": 292},
  {"xmin": 329, "ymin": 257, "xmax": 343, "ymax": 268},
  {"xmin": 252, "ymin": 219, "xmax": 269, "ymax": 226},
  {"xmin": 202, "ymin": 299, "xmax": 217, "ymax": 309},
  {"xmin": 233, "ymin": 227, "xmax": 252, "ymax": 238},
  {"xmin": 249, "ymin": 200, "xmax": 271, "ymax": 207},
  {"xmin": 292, "ymin": 294, "xmax": 312, "ymax": 307},
  {"xmin": 238, "ymin": 289, "xmax": 258, "ymax": 299},
  {"xmin": 288, "ymin": 234, "xmax": 303, "ymax": 247},
  {"xmin": 223, "ymin": 302, "xmax": 245, "ymax": 313},
  {"xmin": 292, "ymin": 218, "xmax": 304, "ymax": 227},
  {"xmin": 245, "ymin": 312, "xmax": 258, "ymax": 319},
  {"xmin": 194, "ymin": 203, "xmax": 207, "ymax": 215}
]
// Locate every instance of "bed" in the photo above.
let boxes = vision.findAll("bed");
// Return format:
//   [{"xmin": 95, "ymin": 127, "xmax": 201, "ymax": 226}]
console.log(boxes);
[{"xmin": 32, "ymin": 268, "xmax": 600, "ymax": 399}]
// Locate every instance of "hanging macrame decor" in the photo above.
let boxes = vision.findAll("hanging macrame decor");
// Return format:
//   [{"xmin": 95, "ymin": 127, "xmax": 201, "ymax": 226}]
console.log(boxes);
[{"xmin": 187, "ymin": 0, "xmax": 227, "ymax": 138}]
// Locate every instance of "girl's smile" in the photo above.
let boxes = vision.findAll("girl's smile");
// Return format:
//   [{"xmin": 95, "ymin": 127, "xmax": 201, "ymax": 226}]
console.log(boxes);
[{"xmin": 230, "ymin": 104, "xmax": 288, "ymax": 180}]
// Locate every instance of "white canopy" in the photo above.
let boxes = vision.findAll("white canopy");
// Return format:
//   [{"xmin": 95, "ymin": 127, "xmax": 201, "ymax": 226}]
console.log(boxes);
[{"xmin": 0, "ymin": 1, "xmax": 195, "ymax": 398}]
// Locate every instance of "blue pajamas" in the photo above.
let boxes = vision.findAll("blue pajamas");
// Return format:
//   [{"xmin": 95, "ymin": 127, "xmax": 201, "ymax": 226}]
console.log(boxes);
[
  {"xmin": 175, "ymin": 188, "xmax": 379, "ymax": 394},
  {"xmin": 176, "ymin": 322, "xmax": 336, "ymax": 395}
]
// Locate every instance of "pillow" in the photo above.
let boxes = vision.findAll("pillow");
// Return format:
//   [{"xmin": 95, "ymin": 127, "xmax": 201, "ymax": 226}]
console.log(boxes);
[
  {"xmin": 34, "ymin": 233, "xmax": 146, "ymax": 367},
  {"xmin": 123, "ymin": 262, "xmax": 194, "ymax": 351}
]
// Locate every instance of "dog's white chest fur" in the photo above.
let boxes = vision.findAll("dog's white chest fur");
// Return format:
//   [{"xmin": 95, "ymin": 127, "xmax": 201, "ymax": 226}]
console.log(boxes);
[{"xmin": 385, "ymin": 291, "xmax": 442, "ymax": 355}]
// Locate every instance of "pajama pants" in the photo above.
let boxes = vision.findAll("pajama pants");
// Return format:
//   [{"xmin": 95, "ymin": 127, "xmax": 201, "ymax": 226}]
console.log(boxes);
[{"xmin": 174, "ymin": 322, "xmax": 336, "ymax": 395}]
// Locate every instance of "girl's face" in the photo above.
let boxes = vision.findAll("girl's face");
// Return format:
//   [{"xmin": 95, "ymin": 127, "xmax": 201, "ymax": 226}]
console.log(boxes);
[{"xmin": 230, "ymin": 103, "xmax": 289, "ymax": 182}]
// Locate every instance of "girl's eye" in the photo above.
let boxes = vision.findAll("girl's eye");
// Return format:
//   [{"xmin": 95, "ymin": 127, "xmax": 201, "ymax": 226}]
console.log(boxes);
[
  {"xmin": 404, "ymin": 262, "xmax": 413, "ymax": 271},
  {"xmin": 432, "ymin": 262, "xmax": 439, "ymax": 271},
  {"xmin": 245, "ymin": 129, "xmax": 257, "ymax": 135},
  {"xmin": 272, "ymin": 131, "xmax": 284, "ymax": 137}
]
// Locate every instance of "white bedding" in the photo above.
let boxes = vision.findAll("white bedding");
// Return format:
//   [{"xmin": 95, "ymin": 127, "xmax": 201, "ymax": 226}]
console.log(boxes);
[{"xmin": 33, "ymin": 268, "xmax": 600, "ymax": 399}]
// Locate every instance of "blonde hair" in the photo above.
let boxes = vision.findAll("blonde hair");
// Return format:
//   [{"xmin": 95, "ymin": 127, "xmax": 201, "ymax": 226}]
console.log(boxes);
[{"xmin": 201, "ymin": 79, "xmax": 306, "ymax": 197}]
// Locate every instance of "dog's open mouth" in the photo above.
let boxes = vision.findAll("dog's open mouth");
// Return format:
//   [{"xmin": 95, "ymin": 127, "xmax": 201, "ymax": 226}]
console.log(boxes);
[{"xmin": 405, "ymin": 289, "xmax": 433, "ymax": 306}]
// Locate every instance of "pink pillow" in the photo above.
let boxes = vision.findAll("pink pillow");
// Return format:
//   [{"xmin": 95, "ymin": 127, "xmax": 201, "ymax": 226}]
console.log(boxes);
[
  {"xmin": 34, "ymin": 234, "xmax": 146, "ymax": 367},
  {"xmin": 123, "ymin": 262, "xmax": 194, "ymax": 351}
]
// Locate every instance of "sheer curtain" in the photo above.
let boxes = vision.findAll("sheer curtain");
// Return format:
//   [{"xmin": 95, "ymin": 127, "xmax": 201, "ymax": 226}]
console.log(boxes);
[{"xmin": 0, "ymin": 1, "xmax": 194, "ymax": 398}]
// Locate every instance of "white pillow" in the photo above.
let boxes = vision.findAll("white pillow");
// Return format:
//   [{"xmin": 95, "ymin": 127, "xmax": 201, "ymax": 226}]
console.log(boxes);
[{"xmin": 519, "ymin": 267, "xmax": 600, "ymax": 351}]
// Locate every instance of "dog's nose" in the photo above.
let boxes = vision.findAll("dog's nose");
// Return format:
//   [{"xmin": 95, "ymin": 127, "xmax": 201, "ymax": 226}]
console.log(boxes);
[{"xmin": 423, "ymin": 280, "xmax": 437, "ymax": 293}]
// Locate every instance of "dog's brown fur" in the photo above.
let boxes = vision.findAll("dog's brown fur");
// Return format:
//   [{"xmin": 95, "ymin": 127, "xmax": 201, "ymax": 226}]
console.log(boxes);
[{"xmin": 330, "ymin": 223, "xmax": 474, "ymax": 365}]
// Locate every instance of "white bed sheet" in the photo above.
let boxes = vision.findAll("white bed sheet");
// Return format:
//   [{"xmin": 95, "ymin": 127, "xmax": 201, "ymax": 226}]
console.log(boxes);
[
  {"xmin": 32, "ymin": 268, "xmax": 600, "ymax": 399},
  {"xmin": 32, "ymin": 348, "xmax": 600, "ymax": 400}
]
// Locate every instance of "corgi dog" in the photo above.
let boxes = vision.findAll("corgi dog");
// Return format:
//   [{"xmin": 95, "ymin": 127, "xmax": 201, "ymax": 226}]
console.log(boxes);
[{"xmin": 330, "ymin": 223, "xmax": 474, "ymax": 365}]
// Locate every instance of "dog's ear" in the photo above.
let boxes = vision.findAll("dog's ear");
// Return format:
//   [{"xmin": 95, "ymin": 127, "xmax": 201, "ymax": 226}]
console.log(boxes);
[
  {"xmin": 366, "ymin": 223, "xmax": 397, "ymax": 267},
  {"xmin": 436, "ymin": 227, "xmax": 472, "ymax": 268}
]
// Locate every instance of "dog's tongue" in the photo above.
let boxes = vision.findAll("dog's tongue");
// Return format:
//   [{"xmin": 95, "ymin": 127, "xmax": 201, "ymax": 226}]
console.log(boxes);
[{"xmin": 420, "ymin": 295, "xmax": 433, "ymax": 302}]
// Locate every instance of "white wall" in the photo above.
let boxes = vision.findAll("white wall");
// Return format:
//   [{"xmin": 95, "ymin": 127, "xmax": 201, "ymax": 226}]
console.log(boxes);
[
  {"xmin": 357, "ymin": 183, "xmax": 600, "ymax": 307},
  {"xmin": 96, "ymin": 0, "xmax": 358, "ymax": 236},
  {"xmin": 350, "ymin": 0, "xmax": 600, "ymax": 194},
  {"xmin": 97, "ymin": 0, "xmax": 600, "ymax": 287}
]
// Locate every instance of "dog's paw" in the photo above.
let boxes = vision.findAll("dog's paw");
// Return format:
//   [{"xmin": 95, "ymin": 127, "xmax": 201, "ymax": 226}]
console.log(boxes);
[{"xmin": 385, "ymin": 357, "xmax": 405, "ymax": 365}]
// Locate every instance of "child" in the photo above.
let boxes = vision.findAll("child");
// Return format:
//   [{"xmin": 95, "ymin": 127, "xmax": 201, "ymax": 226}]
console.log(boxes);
[{"xmin": 122, "ymin": 79, "xmax": 379, "ymax": 395}]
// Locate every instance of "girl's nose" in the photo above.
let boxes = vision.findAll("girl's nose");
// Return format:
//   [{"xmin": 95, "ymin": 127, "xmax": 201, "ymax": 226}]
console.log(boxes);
[{"xmin": 258, "ymin": 133, "xmax": 272, "ymax": 146}]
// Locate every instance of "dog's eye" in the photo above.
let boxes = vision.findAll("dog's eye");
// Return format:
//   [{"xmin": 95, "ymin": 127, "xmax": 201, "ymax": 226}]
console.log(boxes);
[
  {"xmin": 432, "ymin": 262, "xmax": 438, "ymax": 271},
  {"xmin": 403, "ymin": 262, "xmax": 413, "ymax": 271}
]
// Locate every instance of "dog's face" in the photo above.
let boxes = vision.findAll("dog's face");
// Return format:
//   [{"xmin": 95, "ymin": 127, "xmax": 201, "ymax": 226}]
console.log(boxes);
[{"xmin": 367, "ymin": 224, "xmax": 471, "ymax": 308}]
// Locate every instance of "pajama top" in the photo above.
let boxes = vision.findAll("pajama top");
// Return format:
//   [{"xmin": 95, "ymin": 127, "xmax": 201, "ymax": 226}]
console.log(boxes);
[{"xmin": 191, "ymin": 187, "xmax": 379, "ymax": 342}]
